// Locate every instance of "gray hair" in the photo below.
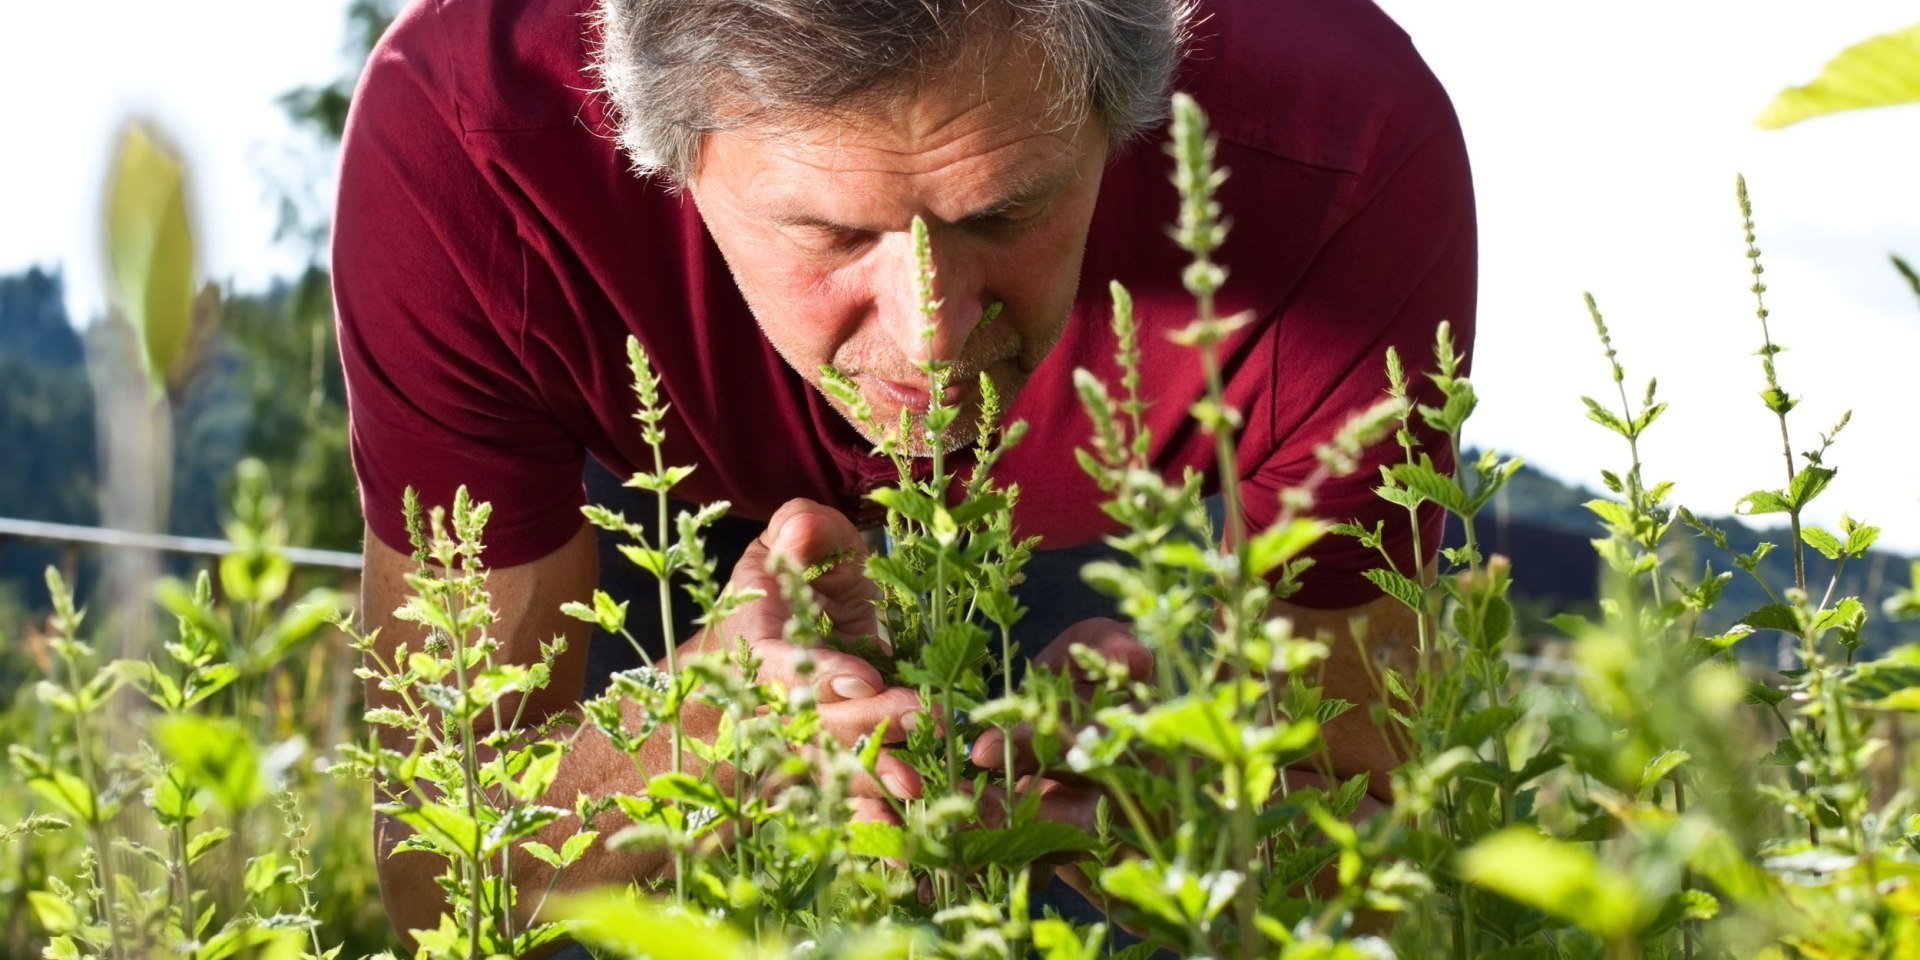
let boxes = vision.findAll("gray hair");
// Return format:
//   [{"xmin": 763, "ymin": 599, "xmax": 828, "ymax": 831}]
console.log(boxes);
[{"xmin": 591, "ymin": 0, "xmax": 1193, "ymax": 182}]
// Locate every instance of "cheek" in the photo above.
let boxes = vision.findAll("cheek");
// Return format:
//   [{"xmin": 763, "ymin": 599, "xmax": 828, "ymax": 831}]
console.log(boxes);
[
  {"xmin": 736, "ymin": 252, "xmax": 875, "ymax": 363},
  {"xmin": 984, "ymin": 218, "xmax": 1092, "ymax": 322}
]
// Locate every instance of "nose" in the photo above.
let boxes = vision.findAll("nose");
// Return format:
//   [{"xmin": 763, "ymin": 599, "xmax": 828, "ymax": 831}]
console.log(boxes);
[{"xmin": 875, "ymin": 226, "xmax": 984, "ymax": 372}]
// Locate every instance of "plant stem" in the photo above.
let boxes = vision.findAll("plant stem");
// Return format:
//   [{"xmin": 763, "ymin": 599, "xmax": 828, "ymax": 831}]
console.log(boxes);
[
  {"xmin": 648, "ymin": 432, "xmax": 690, "ymax": 904},
  {"xmin": 443, "ymin": 590, "xmax": 488, "ymax": 957}
]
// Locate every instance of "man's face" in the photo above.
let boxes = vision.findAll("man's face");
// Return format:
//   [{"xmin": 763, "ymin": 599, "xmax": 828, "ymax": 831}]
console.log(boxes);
[{"xmin": 688, "ymin": 37, "xmax": 1109, "ymax": 455}]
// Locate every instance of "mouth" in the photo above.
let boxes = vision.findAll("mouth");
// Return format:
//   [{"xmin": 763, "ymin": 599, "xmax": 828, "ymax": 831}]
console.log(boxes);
[{"xmin": 869, "ymin": 375, "xmax": 974, "ymax": 412}]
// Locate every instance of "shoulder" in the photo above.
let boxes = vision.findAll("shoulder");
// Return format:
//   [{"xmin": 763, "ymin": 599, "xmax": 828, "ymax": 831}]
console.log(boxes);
[
  {"xmin": 1179, "ymin": 0, "xmax": 1461, "ymax": 177},
  {"xmin": 355, "ymin": 0, "xmax": 605, "ymax": 136}
]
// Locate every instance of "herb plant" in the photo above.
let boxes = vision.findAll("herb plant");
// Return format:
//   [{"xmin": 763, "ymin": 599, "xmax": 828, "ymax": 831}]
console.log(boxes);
[{"xmin": 5, "ymin": 94, "xmax": 1920, "ymax": 960}]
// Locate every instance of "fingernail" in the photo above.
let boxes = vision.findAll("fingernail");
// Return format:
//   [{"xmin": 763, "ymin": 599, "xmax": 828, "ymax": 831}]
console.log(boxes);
[
  {"xmin": 829, "ymin": 675, "xmax": 878, "ymax": 700},
  {"xmin": 882, "ymin": 773, "xmax": 916, "ymax": 798},
  {"xmin": 901, "ymin": 712, "xmax": 921, "ymax": 734}
]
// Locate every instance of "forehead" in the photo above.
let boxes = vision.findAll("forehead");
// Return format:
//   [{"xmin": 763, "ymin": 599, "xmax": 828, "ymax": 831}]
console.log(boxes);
[{"xmin": 695, "ymin": 34, "xmax": 1100, "ymax": 225}]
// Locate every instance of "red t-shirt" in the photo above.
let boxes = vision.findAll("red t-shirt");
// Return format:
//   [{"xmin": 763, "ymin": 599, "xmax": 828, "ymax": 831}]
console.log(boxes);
[{"xmin": 334, "ymin": 0, "xmax": 1476, "ymax": 610}]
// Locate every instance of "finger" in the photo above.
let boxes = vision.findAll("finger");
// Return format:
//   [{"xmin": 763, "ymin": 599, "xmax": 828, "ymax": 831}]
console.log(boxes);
[
  {"xmin": 1037, "ymin": 617, "xmax": 1153, "ymax": 684},
  {"xmin": 749, "ymin": 500, "xmax": 885, "ymax": 648},
  {"xmin": 749, "ymin": 640, "xmax": 890, "ymax": 704},
  {"xmin": 969, "ymin": 725, "xmax": 1098, "ymax": 787},
  {"xmin": 968, "ymin": 778, "xmax": 1102, "ymax": 836},
  {"xmin": 848, "ymin": 797, "xmax": 900, "ymax": 826},
  {"xmin": 818, "ymin": 686, "xmax": 923, "ymax": 746},
  {"xmin": 846, "ymin": 750, "xmax": 924, "ymax": 802}
]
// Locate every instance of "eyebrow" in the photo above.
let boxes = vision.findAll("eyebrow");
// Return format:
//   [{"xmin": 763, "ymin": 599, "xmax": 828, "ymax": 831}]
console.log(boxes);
[{"xmin": 762, "ymin": 164, "xmax": 1078, "ymax": 232}]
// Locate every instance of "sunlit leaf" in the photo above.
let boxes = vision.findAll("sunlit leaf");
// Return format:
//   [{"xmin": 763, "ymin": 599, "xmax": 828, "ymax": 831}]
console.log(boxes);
[
  {"xmin": 1758, "ymin": 23, "xmax": 1920, "ymax": 129},
  {"xmin": 1458, "ymin": 828, "xmax": 1643, "ymax": 939},
  {"xmin": 105, "ymin": 123, "xmax": 204, "ymax": 392},
  {"xmin": 559, "ymin": 888, "xmax": 762, "ymax": 960}
]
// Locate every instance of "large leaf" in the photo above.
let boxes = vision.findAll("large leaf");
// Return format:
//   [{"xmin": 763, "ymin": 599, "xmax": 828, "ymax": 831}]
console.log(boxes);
[
  {"xmin": 1758, "ymin": 23, "xmax": 1920, "ymax": 129},
  {"xmin": 1458, "ymin": 828, "xmax": 1643, "ymax": 940},
  {"xmin": 958, "ymin": 822, "xmax": 1096, "ymax": 867},
  {"xmin": 154, "ymin": 716, "xmax": 265, "ymax": 813},
  {"xmin": 105, "ymin": 123, "xmax": 201, "ymax": 390},
  {"xmin": 560, "ymin": 889, "xmax": 762, "ymax": 960}
]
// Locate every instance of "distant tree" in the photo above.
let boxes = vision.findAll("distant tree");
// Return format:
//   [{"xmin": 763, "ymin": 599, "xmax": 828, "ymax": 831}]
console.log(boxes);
[{"xmin": 216, "ymin": 0, "xmax": 398, "ymax": 550}]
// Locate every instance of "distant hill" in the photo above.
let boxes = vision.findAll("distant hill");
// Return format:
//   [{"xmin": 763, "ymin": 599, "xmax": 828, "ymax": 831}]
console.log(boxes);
[
  {"xmin": 0, "ymin": 267, "xmax": 352, "ymax": 614},
  {"xmin": 1451, "ymin": 456, "xmax": 1920, "ymax": 659}
]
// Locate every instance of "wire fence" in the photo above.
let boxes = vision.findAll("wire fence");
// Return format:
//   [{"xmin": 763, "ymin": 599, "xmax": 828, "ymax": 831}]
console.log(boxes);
[{"xmin": 0, "ymin": 516, "xmax": 363, "ymax": 570}]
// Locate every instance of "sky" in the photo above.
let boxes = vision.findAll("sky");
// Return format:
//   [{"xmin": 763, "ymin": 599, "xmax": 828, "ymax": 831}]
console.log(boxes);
[{"xmin": 2, "ymin": 2, "xmax": 1917, "ymax": 551}]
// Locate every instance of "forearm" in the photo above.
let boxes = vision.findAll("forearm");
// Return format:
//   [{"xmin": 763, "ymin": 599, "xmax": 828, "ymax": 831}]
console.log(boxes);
[
  {"xmin": 1271, "ymin": 595, "xmax": 1420, "ymax": 802},
  {"xmin": 375, "ymin": 632, "xmax": 733, "ymax": 941}
]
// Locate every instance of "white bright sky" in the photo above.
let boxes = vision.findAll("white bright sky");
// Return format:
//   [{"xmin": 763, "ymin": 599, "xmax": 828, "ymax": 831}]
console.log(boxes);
[{"xmin": 2, "ymin": 2, "xmax": 1917, "ymax": 550}]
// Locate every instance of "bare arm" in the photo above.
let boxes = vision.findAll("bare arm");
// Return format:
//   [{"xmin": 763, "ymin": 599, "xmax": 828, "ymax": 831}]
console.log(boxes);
[
  {"xmin": 1270, "ymin": 592, "xmax": 1421, "ymax": 803},
  {"xmin": 359, "ymin": 500, "xmax": 922, "ymax": 945},
  {"xmin": 361, "ymin": 520, "xmax": 680, "ymax": 941}
]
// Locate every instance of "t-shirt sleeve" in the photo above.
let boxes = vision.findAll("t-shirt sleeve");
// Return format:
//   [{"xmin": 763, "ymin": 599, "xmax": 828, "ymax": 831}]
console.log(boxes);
[
  {"xmin": 1240, "ymin": 121, "xmax": 1478, "ymax": 611},
  {"xmin": 333, "ymin": 11, "xmax": 586, "ymax": 568}
]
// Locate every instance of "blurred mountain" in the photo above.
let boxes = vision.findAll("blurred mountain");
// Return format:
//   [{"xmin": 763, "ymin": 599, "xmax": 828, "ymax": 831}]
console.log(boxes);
[
  {"xmin": 0, "ymin": 267, "xmax": 355, "ymax": 613},
  {"xmin": 1452, "ymin": 454, "xmax": 1920, "ymax": 658}
]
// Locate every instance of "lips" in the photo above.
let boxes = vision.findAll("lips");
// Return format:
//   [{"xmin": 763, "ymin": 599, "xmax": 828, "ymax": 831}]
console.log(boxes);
[{"xmin": 872, "ymin": 376, "xmax": 971, "ymax": 411}]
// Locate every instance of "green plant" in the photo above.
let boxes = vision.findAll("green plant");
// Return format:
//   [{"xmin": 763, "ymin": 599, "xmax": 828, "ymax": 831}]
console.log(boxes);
[
  {"xmin": 9, "ymin": 92, "xmax": 1920, "ymax": 960},
  {"xmin": 4, "ymin": 460, "xmax": 357, "ymax": 960}
]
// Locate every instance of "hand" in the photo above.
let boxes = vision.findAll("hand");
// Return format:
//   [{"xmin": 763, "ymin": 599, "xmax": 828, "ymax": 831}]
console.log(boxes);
[
  {"xmin": 695, "ymin": 498, "xmax": 924, "ymax": 814},
  {"xmin": 966, "ymin": 617, "xmax": 1153, "ymax": 830}
]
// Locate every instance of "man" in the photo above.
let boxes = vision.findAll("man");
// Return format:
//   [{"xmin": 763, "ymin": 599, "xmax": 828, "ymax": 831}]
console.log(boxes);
[{"xmin": 335, "ymin": 0, "xmax": 1475, "ymax": 941}]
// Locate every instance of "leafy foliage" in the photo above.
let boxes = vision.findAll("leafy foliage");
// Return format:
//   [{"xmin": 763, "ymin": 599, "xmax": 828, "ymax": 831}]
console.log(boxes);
[{"xmin": 7, "ymin": 91, "xmax": 1920, "ymax": 960}]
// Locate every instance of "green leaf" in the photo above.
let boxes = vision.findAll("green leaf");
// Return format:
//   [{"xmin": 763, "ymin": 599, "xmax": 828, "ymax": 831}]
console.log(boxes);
[
  {"xmin": 625, "ymin": 464, "xmax": 696, "ymax": 494},
  {"xmin": 1387, "ymin": 461, "xmax": 1469, "ymax": 514},
  {"xmin": 1244, "ymin": 518, "xmax": 1325, "ymax": 578},
  {"xmin": 1584, "ymin": 499, "xmax": 1636, "ymax": 530},
  {"xmin": 1458, "ymin": 828, "xmax": 1643, "ymax": 939},
  {"xmin": 1787, "ymin": 465, "xmax": 1836, "ymax": 510},
  {"xmin": 1361, "ymin": 568, "xmax": 1425, "ymax": 611},
  {"xmin": 959, "ymin": 822, "xmax": 1097, "ymax": 867},
  {"xmin": 645, "ymin": 772, "xmax": 737, "ymax": 824},
  {"xmin": 483, "ymin": 805, "xmax": 566, "ymax": 857},
  {"xmin": 106, "ymin": 123, "xmax": 202, "ymax": 390},
  {"xmin": 1581, "ymin": 396, "xmax": 1632, "ymax": 438},
  {"xmin": 1097, "ymin": 860, "xmax": 1184, "ymax": 927},
  {"xmin": 1637, "ymin": 750, "xmax": 1690, "ymax": 798},
  {"xmin": 379, "ymin": 801, "xmax": 482, "ymax": 859},
  {"xmin": 199, "ymin": 923, "xmax": 301, "ymax": 960},
  {"xmin": 1845, "ymin": 521, "xmax": 1882, "ymax": 557},
  {"xmin": 1735, "ymin": 490, "xmax": 1792, "ymax": 516},
  {"xmin": 1758, "ymin": 23, "xmax": 1920, "ymax": 128},
  {"xmin": 1741, "ymin": 603, "xmax": 1801, "ymax": 635},
  {"xmin": 155, "ymin": 716, "xmax": 265, "ymax": 812},
  {"xmin": 243, "ymin": 852, "xmax": 289, "ymax": 897},
  {"xmin": 1129, "ymin": 681, "xmax": 1278, "ymax": 765},
  {"xmin": 1801, "ymin": 526, "xmax": 1844, "ymax": 561},
  {"xmin": 617, "ymin": 544, "xmax": 669, "ymax": 579},
  {"xmin": 921, "ymin": 622, "xmax": 990, "ymax": 688},
  {"xmin": 560, "ymin": 830, "xmax": 598, "ymax": 865},
  {"xmin": 1842, "ymin": 652, "xmax": 1920, "ymax": 706},
  {"xmin": 22, "ymin": 763, "xmax": 99, "ymax": 823},
  {"xmin": 848, "ymin": 821, "xmax": 908, "ymax": 860},
  {"xmin": 560, "ymin": 889, "xmax": 758, "ymax": 960},
  {"xmin": 28, "ymin": 890, "xmax": 78, "ymax": 935},
  {"xmin": 187, "ymin": 827, "xmax": 232, "ymax": 865},
  {"xmin": 522, "ymin": 841, "xmax": 564, "ymax": 869},
  {"xmin": 868, "ymin": 486, "xmax": 936, "ymax": 525}
]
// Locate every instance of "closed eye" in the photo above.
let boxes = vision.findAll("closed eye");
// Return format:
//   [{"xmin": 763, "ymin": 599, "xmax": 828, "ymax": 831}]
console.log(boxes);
[
  {"xmin": 789, "ymin": 223, "xmax": 877, "ymax": 254},
  {"xmin": 962, "ymin": 200, "xmax": 1051, "ymax": 235}
]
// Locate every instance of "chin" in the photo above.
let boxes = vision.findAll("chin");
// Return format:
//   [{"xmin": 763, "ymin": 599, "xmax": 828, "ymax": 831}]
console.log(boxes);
[{"xmin": 842, "ymin": 401, "xmax": 979, "ymax": 460}]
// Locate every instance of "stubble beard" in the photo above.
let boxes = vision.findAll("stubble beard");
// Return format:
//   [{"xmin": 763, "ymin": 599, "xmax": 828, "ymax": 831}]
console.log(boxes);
[{"xmin": 754, "ymin": 307, "xmax": 1067, "ymax": 460}]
